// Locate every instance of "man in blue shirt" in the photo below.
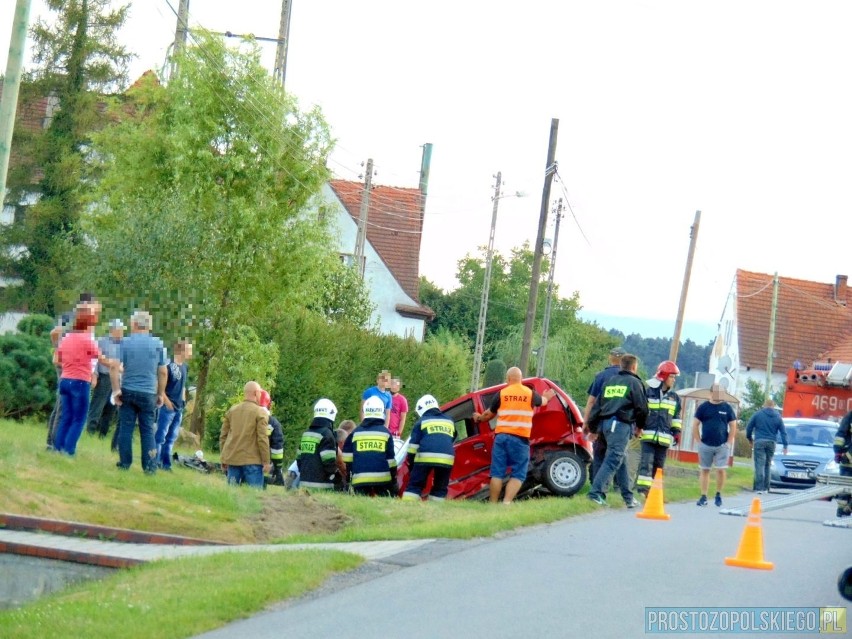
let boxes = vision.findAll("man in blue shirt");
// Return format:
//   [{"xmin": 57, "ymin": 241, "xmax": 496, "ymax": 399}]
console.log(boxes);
[
  {"xmin": 746, "ymin": 398, "xmax": 787, "ymax": 493},
  {"xmin": 110, "ymin": 310, "xmax": 167, "ymax": 474},
  {"xmin": 361, "ymin": 370, "xmax": 392, "ymax": 423},
  {"xmin": 692, "ymin": 384, "xmax": 738, "ymax": 506},
  {"xmin": 87, "ymin": 319, "xmax": 125, "ymax": 438}
]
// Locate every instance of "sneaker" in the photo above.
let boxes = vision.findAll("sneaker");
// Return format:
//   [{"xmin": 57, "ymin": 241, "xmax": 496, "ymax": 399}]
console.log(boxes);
[
  {"xmin": 625, "ymin": 497, "xmax": 640, "ymax": 509},
  {"xmin": 756, "ymin": 490, "xmax": 764, "ymax": 495},
  {"xmin": 587, "ymin": 493, "xmax": 607, "ymax": 506},
  {"xmin": 714, "ymin": 492, "xmax": 722, "ymax": 507},
  {"xmin": 696, "ymin": 495, "xmax": 708, "ymax": 507}
]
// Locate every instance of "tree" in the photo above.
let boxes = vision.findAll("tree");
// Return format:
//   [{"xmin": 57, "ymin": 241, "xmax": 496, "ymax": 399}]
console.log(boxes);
[
  {"xmin": 76, "ymin": 32, "xmax": 351, "ymax": 439},
  {"xmin": 0, "ymin": 0, "xmax": 132, "ymax": 314}
]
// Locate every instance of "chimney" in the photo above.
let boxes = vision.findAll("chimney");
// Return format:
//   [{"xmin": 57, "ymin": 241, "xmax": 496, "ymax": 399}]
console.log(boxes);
[{"xmin": 835, "ymin": 274, "xmax": 848, "ymax": 306}]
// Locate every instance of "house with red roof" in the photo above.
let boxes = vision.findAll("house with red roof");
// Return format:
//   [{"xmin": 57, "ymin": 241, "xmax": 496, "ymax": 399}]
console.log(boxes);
[
  {"xmin": 316, "ymin": 178, "xmax": 434, "ymax": 341},
  {"xmin": 709, "ymin": 269, "xmax": 852, "ymax": 399}
]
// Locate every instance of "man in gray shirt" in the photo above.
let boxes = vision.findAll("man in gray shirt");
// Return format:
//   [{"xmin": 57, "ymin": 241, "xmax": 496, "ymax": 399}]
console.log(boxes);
[
  {"xmin": 111, "ymin": 311, "xmax": 167, "ymax": 474},
  {"xmin": 87, "ymin": 319, "xmax": 125, "ymax": 438}
]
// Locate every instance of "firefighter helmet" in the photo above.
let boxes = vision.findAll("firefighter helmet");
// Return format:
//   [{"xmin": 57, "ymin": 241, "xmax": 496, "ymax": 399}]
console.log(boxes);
[
  {"xmin": 258, "ymin": 389, "xmax": 272, "ymax": 409},
  {"xmin": 415, "ymin": 394, "xmax": 439, "ymax": 416},
  {"xmin": 655, "ymin": 360, "xmax": 680, "ymax": 380},
  {"xmin": 313, "ymin": 398, "xmax": 338, "ymax": 421},
  {"xmin": 363, "ymin": 396, "xmax": 385, "ymax": 420}
]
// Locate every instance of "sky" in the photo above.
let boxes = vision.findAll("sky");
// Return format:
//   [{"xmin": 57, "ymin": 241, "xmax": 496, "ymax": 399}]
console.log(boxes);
[{"xmin": 3, "ymin": 0, "xmax": 852, "ymax": 345}]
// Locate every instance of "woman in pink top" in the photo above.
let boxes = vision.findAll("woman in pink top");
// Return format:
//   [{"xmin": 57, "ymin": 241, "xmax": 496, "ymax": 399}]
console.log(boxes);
[{"xmin": 53, "ymin": 314, "xmax": 101, "ymax": 456}]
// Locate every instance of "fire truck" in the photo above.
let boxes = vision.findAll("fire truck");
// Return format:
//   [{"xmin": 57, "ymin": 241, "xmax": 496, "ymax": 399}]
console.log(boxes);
[{"xmin": 782, "ymin": 361, "xmax": 852, "ymax": 421}]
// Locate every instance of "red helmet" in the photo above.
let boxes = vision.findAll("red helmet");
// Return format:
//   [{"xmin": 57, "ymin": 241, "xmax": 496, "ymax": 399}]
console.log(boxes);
[
  {"xmin": 258, "ymin": 389, "xmax": 272, "ymax": 409},
  {"xmin": 655, "ymin": 360, "xmax": 680, "ymax": 380}
]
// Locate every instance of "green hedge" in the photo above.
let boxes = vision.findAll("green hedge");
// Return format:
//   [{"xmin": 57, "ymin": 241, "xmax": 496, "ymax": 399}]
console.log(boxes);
[
  {"xmin": 267, "ymin": 310, "xmax": 469, "ymax": 462},
  {"xmin": 0, "ymin": 317, "xmax": 56, "ymax": 419}
]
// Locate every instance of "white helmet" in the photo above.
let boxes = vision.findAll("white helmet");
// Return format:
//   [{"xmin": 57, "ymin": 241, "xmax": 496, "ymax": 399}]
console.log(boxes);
[
  {"xmin": 313, "ymin": 398, "xmax": 338, "ymax": 421},
  {"xmin": 363, "ymin": 395, "xmax": 385, "ymax": 420},
  {"xmin": 416, "ymin": 394, "xmax": 439, "ymax": 416}
]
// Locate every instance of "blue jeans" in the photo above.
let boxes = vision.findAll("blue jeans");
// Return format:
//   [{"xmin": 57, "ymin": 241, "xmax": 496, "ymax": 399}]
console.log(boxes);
[
  {"xmin": 53, "ymin": 378, "xmax": 91, "ymax": 456},
  {"xmin": 155, "ymin": 406, "xmax": 184, "ymax": 469},
  {"xmin": 227, "ymin": 465, "xmax": 264, "ymax": 489},
  {"xmin": 117, "ymin": 389, "xmax": 159, "ymax": 473},
  {"xmin": 752, "ymin": 439, "xmax": 776, "ymax": 492},
  {"xmin": 589, "ymin": 418, "xmax": 633, "ymax": 501}
]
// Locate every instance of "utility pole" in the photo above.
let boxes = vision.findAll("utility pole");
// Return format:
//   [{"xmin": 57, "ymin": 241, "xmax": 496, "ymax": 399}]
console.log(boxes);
[
  {"xmin": 765, "ymin": 272, "xmax": 780, "ymax": 400},
  {"xmin": 520, "ymin": 118, "xmax": 559, "ymax": 373},
  {"xmin": 0, "ymin": 0, "xmax": 33, "ymax": 210},
  {"xmin": 353, "ymin": 158, "xmax": 374, "ymax": 279},
  {"xmin": 273, "ymin": 0, "xmax": 293, "ymax": 88},
  {"xmin": 536, "ymin": 198, "xmax": 563, "ymax": 377},
  {"xmin": 173, "ymin": 0, "xmax": 190, "ymax": 58},
  {"xmin": 471, "ymin": 172, "xmax": 502, "ymax": 392},
  {"xmin": 669, "ymin": 210, "xmax": 701, "ymax": 362}
]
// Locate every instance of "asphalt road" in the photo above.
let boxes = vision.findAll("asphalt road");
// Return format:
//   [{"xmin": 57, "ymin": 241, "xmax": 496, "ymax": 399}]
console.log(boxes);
[{"xmin": 197, "ymin": 494, "xmax": 851, "ymax": 639}]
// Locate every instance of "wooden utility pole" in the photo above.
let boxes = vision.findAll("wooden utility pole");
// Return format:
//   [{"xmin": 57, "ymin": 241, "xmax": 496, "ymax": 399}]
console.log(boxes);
[
  {"xmin": 536, "ymin": 198, "xmax": 563, "ymax": 377},
  {"xmin": 0, "ymin": 0, "xmax": 33, "ymax": 209},
  {"xmin": 520, "ymin": 118, "xmax": 559, "ymax": 372},
  {"xmin": 273, "ymin": 0, "xmax": 293, "ymax": 87},
  {"xmin": 669, "ymin": 210, "xmax": 701, "ymax": 362},
  {"xmin": 353, "ymin": 158, "xmax": 374, "ymax": 278},
  {"xmin": 764, "ymin": 272, "xmax": 780, "ymax": 399}
]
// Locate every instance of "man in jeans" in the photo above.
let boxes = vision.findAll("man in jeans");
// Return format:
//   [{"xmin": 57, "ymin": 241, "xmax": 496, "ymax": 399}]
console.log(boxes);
[
  {"xmin": 746, "ymin": 398, "xmax": 787, "ymax": 494},
  {"xmin": 155, "ymin": 340, "xmax": 192, "ymax": 470},
  {"xmin": 220, "ymin": 381, "xmax": 271, "ymax": 489},
  {"xmin": 111, "ymin": 310, "xmax": 167, "ymax": 474}
]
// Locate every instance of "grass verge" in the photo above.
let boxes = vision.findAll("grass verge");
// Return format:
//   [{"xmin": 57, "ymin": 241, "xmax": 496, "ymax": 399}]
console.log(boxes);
[{"xmin": 0, "ymin": 550, "xmax": 362, "ymax": 639}]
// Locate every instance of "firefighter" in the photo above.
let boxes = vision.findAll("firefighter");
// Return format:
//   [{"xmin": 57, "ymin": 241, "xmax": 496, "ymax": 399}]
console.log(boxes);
[
  {"xmin": 635, "ymin": 360, "xmax": 682, "ymax": 497},
  {"xmin": 259, "ymin": 389, "xmax": 285, "ymax": 485},
  {"xmin": 296, "ymin": 398, "xmax": 340, "ymax": 490},
  {"xmin": 402, "ymin": 395, "xmax": 455, "ymax": 501},
  {"xmin": 834, "ymin": 410, "xmax": 852, "ymax": 517},
  {"xmin": 341, "ymin": 395, "xmax": 397, "ymax": 497}
]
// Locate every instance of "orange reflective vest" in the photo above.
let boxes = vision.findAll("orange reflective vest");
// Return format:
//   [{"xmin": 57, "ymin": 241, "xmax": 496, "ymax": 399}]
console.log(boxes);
[{"xmin": 496, "ymin": 383, "xmax": 535, "ymax": 439}]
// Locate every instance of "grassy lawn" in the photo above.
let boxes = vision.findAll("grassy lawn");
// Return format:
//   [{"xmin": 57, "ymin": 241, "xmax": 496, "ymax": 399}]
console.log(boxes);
[{"xmin": 0, "ymin": 418, "xmax": 755, "ymax": 637}]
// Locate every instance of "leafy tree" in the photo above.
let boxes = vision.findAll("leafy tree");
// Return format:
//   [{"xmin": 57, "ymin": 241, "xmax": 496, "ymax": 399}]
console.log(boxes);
[
  {"xmin": 0, "ymin": 0, "xmax": 132, "ymax": 314},
  {"xmin": 484, "ymin": 359, "xmax": 506, "ymax": 387},
  {"xmin": 613, "ymin": 330, "xmax": 712, "ymax": 389},
  {"xmin": 75, "ymin": 32, "xmax": 347, "ymax": 439},
  {"xmin": 0, "ymin": 317, "xmax": 55, "ymax": 418}
]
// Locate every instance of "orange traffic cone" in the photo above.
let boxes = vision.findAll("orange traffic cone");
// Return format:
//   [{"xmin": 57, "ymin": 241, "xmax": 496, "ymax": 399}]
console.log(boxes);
[
  {"xmin": 636, "ymin": 468, "xmax": 671, "ymax": 520},
  {"xmin": 724, "ymin": 498, "xmax": 774, "ymax": 570}
]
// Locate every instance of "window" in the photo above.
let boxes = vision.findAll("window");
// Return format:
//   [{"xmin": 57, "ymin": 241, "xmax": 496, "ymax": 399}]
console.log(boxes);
[{"xmin": 444, "ymin": 399, "xmax": 475, "ymax": 441}]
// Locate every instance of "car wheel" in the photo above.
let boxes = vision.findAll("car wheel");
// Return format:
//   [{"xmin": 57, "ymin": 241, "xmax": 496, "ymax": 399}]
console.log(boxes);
[{"xmin": 542, "ymin": 451, "xmax": 586, "ymax": 497}]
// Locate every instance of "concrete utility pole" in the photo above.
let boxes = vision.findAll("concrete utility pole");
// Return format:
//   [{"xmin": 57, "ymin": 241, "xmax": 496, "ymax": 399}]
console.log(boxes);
[
  {"xmin": 669, "ymin": 210, "xmax": 701, "ymax": 362},
  {"xmin": 353, "ymin": 158, "xmax": 374, "ymax": 279},
  {"xmin": 273, "ymin": 0, "xmax": 293, "ymax": 87},
  {"xmin": 536, "ymin": 198, "xmax": 563, "ymax": 378},
  {"xmin": 765, "ymin": 272, "xmax": 780, "ymax": 400},
  {"xmin": 470, "ymin": 171, "xmax": 502, "ymax": 392},
  {"xmin": 0, "ymin": 0, "xmax": 33, "ymax": 210},
  {"xmin": 520, "ymin": 118, "xmax": 559, "ymax": 373},
  {"xmin": 173, "ymin": 0, "xmax": 190, "ymax": 57}
]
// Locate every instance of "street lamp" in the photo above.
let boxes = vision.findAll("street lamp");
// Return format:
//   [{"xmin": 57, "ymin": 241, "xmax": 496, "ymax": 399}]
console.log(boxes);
[{"xmin": 470, "ymin": 173, "xmax": 525, "ymax": 391}]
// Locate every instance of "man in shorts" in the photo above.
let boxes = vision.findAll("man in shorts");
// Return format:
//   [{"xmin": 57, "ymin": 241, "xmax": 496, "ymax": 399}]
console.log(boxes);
[
  {"xmin": 693, "ymin": 383, "xmax": 738, "ymax": 507},
  {"xmin": 473, "ymin": 367, "xmax": 555, "ymax": 504}
]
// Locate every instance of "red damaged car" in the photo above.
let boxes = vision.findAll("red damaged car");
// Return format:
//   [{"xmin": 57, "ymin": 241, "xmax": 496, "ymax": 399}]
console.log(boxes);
[{"xmin": 397, "ymin": 377, "xmax": 592, "ymax": 500}]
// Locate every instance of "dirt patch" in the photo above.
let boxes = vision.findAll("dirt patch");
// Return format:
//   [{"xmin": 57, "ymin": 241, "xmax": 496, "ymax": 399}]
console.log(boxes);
[{"xmin": 249, "ymin": 491, "xmax": 351, "ymax": 542}]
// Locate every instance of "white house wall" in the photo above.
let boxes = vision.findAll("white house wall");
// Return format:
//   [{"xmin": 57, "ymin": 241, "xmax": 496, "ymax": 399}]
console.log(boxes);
[{"xmin": 318, "ymin": 184, "xmax": 425, "ymax": 341}]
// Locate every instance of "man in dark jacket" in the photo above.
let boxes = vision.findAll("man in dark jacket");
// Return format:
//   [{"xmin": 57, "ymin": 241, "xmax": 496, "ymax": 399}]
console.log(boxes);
[
  {"xmin": 297, "ymin": 398, "xmax": 339, "ymax": 490},
  {"xmin": 586, "ymin": 354, "xmax": 648, "ymax": 506},
  {"xmin": 833, "ymin": 410, "xmax": 852, "ymax": 517},
  {"xmin": 635, "ymin": 360, "xmax": 682, "ymax": 497},
  {"xmin": 746, "ymin": 398, "xmax": 787, "ymax": 493},
  {"xmin": 402, "ymin": 394, "xmax": 455, "ymax": 501},
  {"xmin": 259, "ymin": 389, "xmax": 285, "ymax": 485},
  {"xmin": 342, "ymin": 396, "xmax": 397, "ymax": 497}
]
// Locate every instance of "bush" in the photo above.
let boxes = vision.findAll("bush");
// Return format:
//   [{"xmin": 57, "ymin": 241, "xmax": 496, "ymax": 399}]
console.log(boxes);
[
  {"xmin": 269, "ymin": 310, "xmax": 468, "ymax": 462},
  {"xmin": 203, "ymin": 326, "xmax": 279, "ymax": 451},
  {"xmin": 484, "ymin": 359, "xmax": 506, "ymax": 388},
  {"xmin": 0, "ymin": 333, "xmax": 56, "ymax": 419},
  {"xmin": 17, "ymin": 314, "xmax": 54, "ymax": 338}
]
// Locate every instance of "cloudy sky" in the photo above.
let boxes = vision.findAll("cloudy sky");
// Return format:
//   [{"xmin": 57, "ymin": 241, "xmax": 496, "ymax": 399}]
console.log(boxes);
[{"xmin": 3, "ymin": 0, "xmax": 851, "ymax": 343}]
